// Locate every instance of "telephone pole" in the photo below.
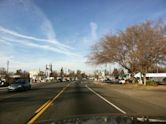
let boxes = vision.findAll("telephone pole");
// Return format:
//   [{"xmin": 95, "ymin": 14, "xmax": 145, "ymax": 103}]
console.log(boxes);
[{"xmin": 7, "ymin": 60, "xmax": 9, "ymax": 74}]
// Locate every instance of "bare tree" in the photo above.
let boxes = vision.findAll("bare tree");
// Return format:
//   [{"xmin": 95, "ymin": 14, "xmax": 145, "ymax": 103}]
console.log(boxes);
[{"xmin": 88, "ymin": 20, "xmax": 166, "ymax": 85}]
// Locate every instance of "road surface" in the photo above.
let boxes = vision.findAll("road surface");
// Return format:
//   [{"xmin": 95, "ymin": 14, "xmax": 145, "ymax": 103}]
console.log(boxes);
[{"xmin": 0, "ymin": 80, "xmax": 166, "ymax": 124}]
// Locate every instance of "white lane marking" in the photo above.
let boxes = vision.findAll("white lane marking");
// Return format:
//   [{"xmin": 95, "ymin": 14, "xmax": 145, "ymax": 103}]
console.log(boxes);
[{"xmin": 86, "ymin": 85, "xmax": 126, "ymax": 114}]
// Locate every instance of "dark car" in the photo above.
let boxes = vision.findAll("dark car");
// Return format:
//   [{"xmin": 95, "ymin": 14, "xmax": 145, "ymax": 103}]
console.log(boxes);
[
  {"xmin": 8, "ymin": 79, "xmax": 31, "ymax": 92},
  {"xmin": 104, "ymin": 78, "xmax": 113, "ymax": 83}
]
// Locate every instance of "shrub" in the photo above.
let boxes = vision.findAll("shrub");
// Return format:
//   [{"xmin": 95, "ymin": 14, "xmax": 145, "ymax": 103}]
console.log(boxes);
[{"xmin": 125, "ymin": 79, "xmax": 133, "ymax": 83}]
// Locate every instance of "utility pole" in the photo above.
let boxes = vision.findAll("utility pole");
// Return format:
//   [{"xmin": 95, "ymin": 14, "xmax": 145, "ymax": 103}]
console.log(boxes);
[
  {"xmin": 7, "ymin": 60, "xmax": 9, "ymax": 74},
  {"xmin": 156, "ymin": 63, "xmax": 159, "ymax": 73},
  {"xmin": 50, "ymin": 64, "xmax": 52, "ymax": 73},
  {"xmin": 105, "ymin": 63, "xmax": 107, "ymax": 77}
]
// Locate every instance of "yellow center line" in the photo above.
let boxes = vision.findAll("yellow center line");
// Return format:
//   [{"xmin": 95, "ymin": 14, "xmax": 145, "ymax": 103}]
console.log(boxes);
[
  {"xmin": 27, "ymin": 83, "xmax": 71, "ymax": 124},
  {"xmin": 35, "ymin": 100, "xmax": 51, "ymax": 114}
]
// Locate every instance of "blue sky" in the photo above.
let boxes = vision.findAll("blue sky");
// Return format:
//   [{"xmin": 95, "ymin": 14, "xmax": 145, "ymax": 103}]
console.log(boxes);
[{"xmin": 0, "ymin": 0, "xmax": 166, "ymax": 72}]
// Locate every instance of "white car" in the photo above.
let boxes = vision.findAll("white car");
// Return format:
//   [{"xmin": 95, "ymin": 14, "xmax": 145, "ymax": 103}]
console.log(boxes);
[
  {"xmin": 0, "ymin": 79, "xmax": 7, "ymax": 86},
  {"xmin": 119, "ymin": 79, "xmax": 126, "ymax": 84}
]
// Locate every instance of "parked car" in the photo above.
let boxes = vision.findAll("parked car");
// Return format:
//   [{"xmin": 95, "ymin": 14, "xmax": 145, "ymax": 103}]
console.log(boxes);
[
  {"xmin": 104, "ymin": 78, "xmax": 113, "ymax": 83},
  {"xmin": 0, "ymin": 80, "xmax": 5, "ymax": 87},
  {"xmin": 119, "ymin": 79, "xmax": 126, "ymax": 84},
  {"xmin": 112, "ymin": 79, "xmax": 119, "ymax": 84},
  {"xmin": 8, "ymin": 78, "xmax": 31, "ymax": 92},
  {"xmin": 0, "ymin": 79, "xmax": 8, "ymax": 87}
]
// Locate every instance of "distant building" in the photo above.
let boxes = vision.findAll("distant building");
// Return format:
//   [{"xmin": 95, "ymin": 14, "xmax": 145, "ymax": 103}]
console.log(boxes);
[
  {"xmin": 9, "ymin": 75, "xmax": 21, "ymax": 78},
  {"xmin": 29, "ymin": 71, "xmax": 39, "ymax": 82},
  {"xmin": 45, "ymin": 64, "xmax": 52, "ymax": 78}
]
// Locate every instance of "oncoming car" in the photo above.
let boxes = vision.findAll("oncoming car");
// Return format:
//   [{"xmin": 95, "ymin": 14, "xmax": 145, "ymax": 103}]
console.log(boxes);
[{"xmin": 8, "ymin": 78, "xmax": 31, "ymax": 92}]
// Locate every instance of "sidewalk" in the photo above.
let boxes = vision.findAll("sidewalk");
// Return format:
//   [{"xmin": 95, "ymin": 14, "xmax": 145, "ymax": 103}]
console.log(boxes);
[{"xmin": 0, "ymin": 87, "xmax": 7, "ymax": 91}]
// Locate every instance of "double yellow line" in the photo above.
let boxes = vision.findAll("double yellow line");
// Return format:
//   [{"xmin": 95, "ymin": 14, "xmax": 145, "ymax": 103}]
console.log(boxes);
[{"xmin": 27, "ymin": 83, "xmax": 71, "ymax": 124}]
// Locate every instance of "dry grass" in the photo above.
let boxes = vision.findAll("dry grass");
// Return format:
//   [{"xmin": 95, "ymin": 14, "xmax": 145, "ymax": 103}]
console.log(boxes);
[{"xmin": 94, "ymin": 81, "xmax": 166, "ymax": 90}]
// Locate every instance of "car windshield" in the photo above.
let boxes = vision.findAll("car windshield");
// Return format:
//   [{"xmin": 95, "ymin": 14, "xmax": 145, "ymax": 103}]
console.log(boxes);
[{"xmin": 0, "ymin": 0, "xmax": 166, "ymax": 124}]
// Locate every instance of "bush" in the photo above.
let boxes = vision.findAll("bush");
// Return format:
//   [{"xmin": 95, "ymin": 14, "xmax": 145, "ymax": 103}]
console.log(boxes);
[
  {"xmin": 125, "ymin": 79, "xmax": 133, "ymax": 83},
  {"xmin": 146, "ymin": 80, "xmax": 158, "ymax": 86}
]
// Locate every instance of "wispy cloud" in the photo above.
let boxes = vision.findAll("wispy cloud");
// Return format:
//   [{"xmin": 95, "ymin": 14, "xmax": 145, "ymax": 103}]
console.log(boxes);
[
  {"xmin": 80, "ymin": 22, "xmax": 98, "ymax": 47},
  {"xmin": 27, "ymin": 0, "xmax": 73, "ymax": 50},
  {"xmin": 0, "ymin": 0, "xmax": 77, "ymax": 56},
  {"xmin": 90, "ymin": 22, "xmax": 98, "ymax": 40},
  {"xmin": 0, "ymin": 26, "xmax": 77, "ymax": 56},
  {"xmin": 0, "ymin": 26, "xmax": 64, "ymax": 47},
  {"xmin": 0, "ymin": 0, "xmax": 82, "ymax": 71}
]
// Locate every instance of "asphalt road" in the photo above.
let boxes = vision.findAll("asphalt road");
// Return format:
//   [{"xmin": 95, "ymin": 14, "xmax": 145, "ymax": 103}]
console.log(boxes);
[{"xmin": 0, "ymin": 80, "xmax": 166, "ymax": 124}]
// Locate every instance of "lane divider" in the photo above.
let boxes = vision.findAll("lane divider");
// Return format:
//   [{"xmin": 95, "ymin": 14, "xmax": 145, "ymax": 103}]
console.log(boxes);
[
  {"xmin": 86, "ymin": 84, "xmax": 126, "ymax": 114},
  {"xmin": 27, "ymin": 83, "xmax": 71, "ymax": 124},
  {"xmin": 35, "ymin": 100, "xmax": 51, "ymax": 114}
]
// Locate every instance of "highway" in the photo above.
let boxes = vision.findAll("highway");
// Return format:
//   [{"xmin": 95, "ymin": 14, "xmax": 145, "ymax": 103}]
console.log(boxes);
[{"xmin": 0, "ymin": 80, "xmax": 166, "ymax": 124}]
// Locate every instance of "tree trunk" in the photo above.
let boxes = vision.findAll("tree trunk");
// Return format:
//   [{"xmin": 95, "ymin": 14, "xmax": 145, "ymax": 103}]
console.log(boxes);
[
  {"xmin": 143, "ymin": 73, "xmax": 146, "ymax": 86},
  {"xmin": 130, "ymin": 73, "xmax": 135, "ymax": 83}
]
